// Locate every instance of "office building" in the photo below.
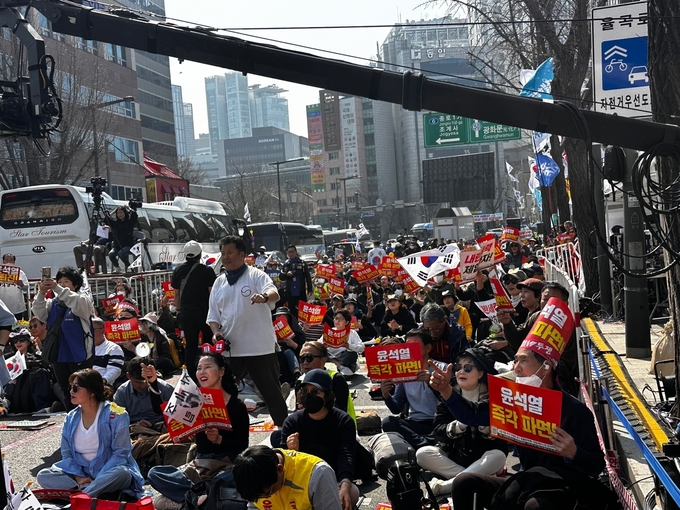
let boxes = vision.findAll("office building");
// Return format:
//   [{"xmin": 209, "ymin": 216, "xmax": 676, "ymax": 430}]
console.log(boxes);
[
  {"xmin": 249, "ymin": 84, "xmax": 290, "ymax": 132},
  {"xmin": 172, "ymin": 85, "xmax": 196, "ymax": 158}
]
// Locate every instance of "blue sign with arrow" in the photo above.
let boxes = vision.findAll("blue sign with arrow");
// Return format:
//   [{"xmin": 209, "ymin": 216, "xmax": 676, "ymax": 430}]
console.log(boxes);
[{"xmin": 601, "ymin": 36, "xmax": 648, "ymax": 91}]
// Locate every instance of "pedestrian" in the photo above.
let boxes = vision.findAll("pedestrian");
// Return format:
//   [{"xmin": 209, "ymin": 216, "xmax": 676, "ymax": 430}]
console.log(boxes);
[
  {"xmin": 279, "ymin": 245, "xmax": 314, "ymax": 317},
  {"xmin": 171, "ymin": 240, "xmax": 216, "ymax": 381},
  {"xmin": 207, "ymin": 235, "xmax": 288, "ymax": 426},
  {"xmin": 0, "ymin": 254, "xmax": 28, "ymax": 320}
]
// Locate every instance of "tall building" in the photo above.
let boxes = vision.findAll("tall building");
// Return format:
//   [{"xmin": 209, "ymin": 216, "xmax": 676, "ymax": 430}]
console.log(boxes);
[
  {"xmin": 249, "ymin": 84, "xmax": 290, "ymax": 132},
  {"xmin": 183, "ymin": 103, "xmax": 196, "ymax": 157},
  {"xmin": 205, "ymin": 75, "xmax": 228, "ymax": 155},
  {"xmin": 171, "ymin": 85, "xmax": 196, "ymax": 158},
  {"xmin": 225, "ymin": 72, "xmax": 252, "ymax": 140}
]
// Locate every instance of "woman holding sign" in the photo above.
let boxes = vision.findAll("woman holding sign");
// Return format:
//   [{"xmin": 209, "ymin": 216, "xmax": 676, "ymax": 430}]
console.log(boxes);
[
  {"xmin": 321, "ymin": 309, "xmax": 364, "ymax": 377},
  {"xmin": 147, "ymin": 352, "xmax": 249, "ymax": 510}
]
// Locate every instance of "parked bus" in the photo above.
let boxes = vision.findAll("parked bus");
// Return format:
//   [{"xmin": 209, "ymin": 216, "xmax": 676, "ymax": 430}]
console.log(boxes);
[
  {"xmin": 0, "ymin": 184, "xmax": 242, "ymax": 278},
  {"xmin": 248, "ymin": 222, "xmax": 325, "ymax": 263}
]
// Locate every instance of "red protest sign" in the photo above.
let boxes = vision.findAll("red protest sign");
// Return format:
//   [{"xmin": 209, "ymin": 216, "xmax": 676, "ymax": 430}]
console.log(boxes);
[
  {"xmin": 298, "ymin": 301, "xmax": 327, "ymax": 325},
  {"xmin": 354, "ymin": 264, "xmax": 380, "ymax": 284},
  {"xmin": 402, "ymin": 274, "xmax": 421, "ymax": 294},
  {"xmin": 327, "ymin": 276, "xmax": 346, "ymax": 295},
  {"xmin": 488, "ymin": 375, "xmax": 562, "ymax": 453},
  {"xmin": 101, "ymin": 294, "xmax": 123, "ymax": 315},
  {"xmin": 164, "ymin": 388, "xmax": 232, "ymax": 443},
  {"xmin": 0, "ymin": 265, "xmax": 20, "ymax": 284},
  {"xmin": 323, "ymin": 324, "xmax": 350, "ymax": 347},
  {"xmin": 334, "ymin": 262, "xmax": 344, "ymax": 274},
  {"xmin": 445, "ymin": 267, "xmax": 462, "ymax": 284},
  {"xmin": 476, "ymin": 234, "xmax": 497, "ymax": 271},
  {"xmin": 273, "ymin": 316, "xmax": 295, "ymax": 341},
  {"xmin": 522, "ymin": 297, "xmax": 574, "ymax": 367},
  {"xmin": 162, "ymin": 281, "xmax": 175, "ymax": 300},
  {"xmin": 459, "ymin": 245, "xmax": 482, "ymax": 282},
  {"xmin": 245, "ymin": 255, "xmax": 255, "ymax": 265},
  {"xmin": 489, "ymin": 272, "xmax": 516, "ymax": 314},
  {"xmin": 316, "ymin": 284, "xmax": 331, "ymax": 300},
  {"xmin": 500, "ymin": 227, "xmax": 520, "ymax": 243},
  {"xmin": 351, "ymin": 260, "xmax": 367, "ymax": 271},
  {"xmin": 378, "ymin": 258, "xmax": 401, "ymax": 277},
  {"xmin": 557, "ymin": 233, "xmax": 574, "ymax": 244},
  {"xmin": 350, "ymin": 316, "xmax": 358, "ymax": 330},
  {"xmin": 316, "ymin": 264, "xmax": 336, "ymax": 279},
  {"xmin": 366, "ymin": 285, "xmax": 374, "ymax": 307},
  {"xmin": 104, "ymin": 318, "xmax": 141, "ymax": 343},
  {"xmin": 365, "ymin": 342, "xmax": 423, "ymax": 383},
  {"xmin": 493, "ymin": 242, "xmax": 506, "ymax": 264}
]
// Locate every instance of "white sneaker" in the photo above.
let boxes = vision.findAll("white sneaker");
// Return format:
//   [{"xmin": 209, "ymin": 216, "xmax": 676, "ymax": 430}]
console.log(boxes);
[
  {"xmin": 280, "ymin": 382, "xmax": 291, "ymax": 400},
  {"xmin": 153, "ymin": 495, "xmax": 183, "ymax": 510},
  {"xmin": 429, "ymin": 478, "xmax": 444, "ymax": 497},
  {"xmin": 339, "ymin": 366, "xmax": 354, "ymax": 377}
]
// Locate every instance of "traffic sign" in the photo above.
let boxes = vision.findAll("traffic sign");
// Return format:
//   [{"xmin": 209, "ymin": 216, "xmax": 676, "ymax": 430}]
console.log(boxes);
[
  {"xmin": 592, "ymin": 2, "xmax": 650, "ymax": 118},
  {"xmin": 423, "ymin": 113, "xmax": 521, "ymax": 148},
  {"xmin": 361, "ymin": 211, "xmax": 375, "ymax": 217}
]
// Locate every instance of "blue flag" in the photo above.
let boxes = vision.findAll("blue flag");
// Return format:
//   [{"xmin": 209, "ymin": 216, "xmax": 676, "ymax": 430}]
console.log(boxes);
[
  {"xmin": 535, "ymin": 153, "xmax": 561, "ymax": 186},
  {"xmin": 520, "ymin": 58, "xmax": 554, "ymax": 101}
]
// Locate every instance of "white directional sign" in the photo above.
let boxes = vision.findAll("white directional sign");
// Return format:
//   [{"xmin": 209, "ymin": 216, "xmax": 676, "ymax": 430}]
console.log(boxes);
[{"xmin": 592, "ymin": 2, "xmax": 650, "ymax": 118}]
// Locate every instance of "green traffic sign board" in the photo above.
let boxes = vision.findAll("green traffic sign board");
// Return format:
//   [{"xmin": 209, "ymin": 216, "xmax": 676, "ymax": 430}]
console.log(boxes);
[{"xmin": 423, "ymin": 113, "xmax": 522, "ymax": 148}]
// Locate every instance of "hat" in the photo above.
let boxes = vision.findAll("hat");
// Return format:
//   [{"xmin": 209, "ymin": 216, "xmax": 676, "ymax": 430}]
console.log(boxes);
[
  {"xmin": 505, "ymin": 269, "xmax": 527, "ymax": 282},
  {"xmin": 302, "ymin": 368, "xmax": 332, "ymax": 392},
  {"xmin": 516, "ymin": 278, "xmax": 545, "ymax": 292},
  {"xmin": 183, "ymin": 240, "xmax": 202, "ymax": 258},
  {"xmin": 455, "ymin": 348, "xmax": 497, "ymax": 377},
  {"xmin": 344, "ymin": 298, "xmax": 358, "ymax": 306},
  {"xmin": 115, "ymin": 300, "xmax": 139, "ymax": 318},
  {"xmin": 9, "ymin": 329, "xmax": 31, "ymax": 343},
  {"xmin": 441, "ymin": 290, "xmax": 457, "ymax": 301},
  {"xmin": 331, "ymin": 294, "xmax": 345, "ymax": 303},
  {"xmin": 386, "ymin": 294, "xmax": 399, "ymax": 302},
  {"xmin": 522, "ymin": 262, "xmax": 544, "ymax": 275},
  {"xmin": 273, "ymin": 307, "xmax": 292, "ymax": 317},
  {"xmin": 520, "ymin": 297, "xmax": 575, "ymax": 367},
  {"xmin": 140, "ymin": 312, "xmax": 158, "ymax": 325},
  {"xmin": 259, "ymin": 246, "xmax": 266, "ymax": 251}
]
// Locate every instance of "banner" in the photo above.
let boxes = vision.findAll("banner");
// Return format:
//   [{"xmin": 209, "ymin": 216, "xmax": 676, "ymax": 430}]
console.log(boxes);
[
  {"xmin": 458, "ymin": 244, "xmax": 482, "ymax": 282},
  {"xmin": 365, "ymin": 342, "xmax": 423, "ymax": 383},
  {"xmin": 397, "ymin": 244, "xmax": 460, "ymax": 287},
  {"xmin": 316, "ymin": 284, "xmax": 331, "ymax": 301},
  {"xmin": 5, "ymin": 351, "xmax": 26, "ymax": 381},
  {"xmin": 323, "ymin": 324, "xmax": 350, "ymax": 347},
  {"xmin": 298, "ymin": 301, "xmax": 327, "ymax": 325},
  {"xmin": 476, "ymin": 234, "xmax": 498, "ymax": 271},
  {"xmin": 273, "ymin": 316, "xmax": 295, "ymax": 341},
  {"xmin": 445, "ymin": 267, "xmax": 462, "ymax": 284},
  {"xmin": 161, "ymin": 281, "xmax": 175, "ymax": 300},
  {"xmin": 473, "ymin": 213, "xmax": 504, "ymax": 223},
  {"xmin": 522, "ymin": 297, "xmax": 575, "ymax": 367},
  {"xmin": 163, "ymin": 369, "xmax": 204, "ymax": 427},
  {"xmin": 378, "ymin": 258, "xmax": 401, "ymax": 278},
  {"xmin": 557, "ymin": 233, "xmax": 574, "ymax": 244},
  {"xmin": 316, "ymin": 264, "xmax": 336, "ymax": 279},
  {"xmin": 402, "ymin": 274, "xmax": 421, "ymax": 294},
  {"xmin": 327, "ymin": 276, "xmax": 346, "ymax": 295},
  {"xmin": 488, "ymin": 270, "xmax": 516, "ymax": 314},
  {"xmin": 492, "ymin": 242, "xmax": 506, "ymax": 265},
  {"xmin": 351, "ymin": 260, "xmax": 367, "ymax": 271},
  {"xmin": 475, "ymin": 298, "xmax": 498, "ymax": 321},
  {"xmin": 164, "ymin": 387, "xmax": 232, "ymax": 443},
  {"xmin": 0, "ymin": 265, "xmax": 20, "ymax": 284},
  {"xmin": 101, "ymin": 294, "xmax": 123, "ymax": 315},
  {"xmin": 536, "ymin": 153, "xmax": 562, "ymax": 187},
  {"xmin": 353, "ymin": 264, "xmax": 380, "ymax": 284},
  {"xmin": 488, "ymin": 375, "xmax": 562, "ymax": 453},
  {"xmin": 104, "ymin": 318, "xmax": 141, "ymax": 343},
  {"xmin": 499, "ymin": 227, "xmax": 520, "ymax": 243}
]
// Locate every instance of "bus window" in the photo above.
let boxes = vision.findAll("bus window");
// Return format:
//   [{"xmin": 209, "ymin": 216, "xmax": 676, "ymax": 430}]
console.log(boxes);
[
  {"xmin": 146, "ymin": 210, "xmax": 176, "ymax": 243},
  {"xmin": 250, "ymin": 225, "xmax": 284, "ymax": 252},
  {"xmin": 205, "ymin": 214, "xmax": 231, "ymax": 240},
  {"xmin": 171, "ymin": 212, "xmax": 198, "ymax": 243},
  {"xmin": 285, "ymin": 225, "xmax": 322, "ymax": 248},
  {"xmin": 134, "ymin": 209, "xmax": 152, "ymax": 241},
  {"xmin": 187, "ymin": 213, "xmax": 215, "ymax": 243},
  {"xmin": 0, "ymin": 188, "xmax": 79, "ymax": 228}
]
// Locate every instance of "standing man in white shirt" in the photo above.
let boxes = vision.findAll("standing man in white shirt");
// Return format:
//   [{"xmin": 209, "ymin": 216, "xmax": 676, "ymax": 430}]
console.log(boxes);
[
  {"xmin": 0, "ymin": 254, "xmax": 28, "ymax": 320},
  {"xmin": 366, "ymin": 241, "xmax": 386, "ymax": 267},
  {"xmin": 207, "ymin": 235, "xmax": 289, "ymax": 427}
]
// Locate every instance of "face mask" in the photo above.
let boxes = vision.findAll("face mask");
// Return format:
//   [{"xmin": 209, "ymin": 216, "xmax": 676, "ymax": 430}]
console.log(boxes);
[
  {"xmin": 394, "ymin": 289, "xmax": 403, "ymax": 297},
  {"xmin": 348, "ymin": 293, "xmax": 357, "ymax": 300},
  {"xmin": 169, "ymin": 305, "xmax": 177, "ymax": 314},
  {"xmin": 434, "ymin": 275, "xmax": 444, "ymax": 284},
  {"xmin": 315, "ymin": 279, "xmax": 324, "ymax": 285},
  {"xmin": 515, "ymin": 364, "xmax": 546, "ymax": 387},
  {"xmin": 116, "ymin": 290, "xmax": 125, "ymax": 296},
  {"xmin": 301, "ymin": 393, "xmax": 325, "ymax": 414}
]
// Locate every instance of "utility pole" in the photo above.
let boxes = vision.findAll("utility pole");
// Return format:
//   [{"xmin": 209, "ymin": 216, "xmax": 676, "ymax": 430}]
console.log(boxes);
[
  {"xmin": 623, "ymin": 148, "xmax": 650, "ymax": 358},
  {"xmin": 267, "ymin": 157, "xmax": 305, "ymax": 221},
  {"xmin": 592, "ymin": 144, "xmax": 613, "ymax": 315},
  {"xmin": 337, "ymin": 176, "xmax": 358, "ymax": 229}
]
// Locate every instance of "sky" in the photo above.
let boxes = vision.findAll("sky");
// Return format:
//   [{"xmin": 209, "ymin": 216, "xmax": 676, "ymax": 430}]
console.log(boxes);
[{"xmin": 164, "ymin": 0, "xmax": 450, "ymax": 138}]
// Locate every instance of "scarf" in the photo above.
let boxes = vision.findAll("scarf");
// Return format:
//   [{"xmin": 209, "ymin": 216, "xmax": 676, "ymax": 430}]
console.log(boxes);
[{"xmin": 226, "ymin": 264, "xmax": 248, "ymax": 286}]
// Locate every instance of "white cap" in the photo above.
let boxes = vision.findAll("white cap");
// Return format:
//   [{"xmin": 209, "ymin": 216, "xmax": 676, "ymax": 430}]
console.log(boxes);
[{"xmin": 184, "ymin": 240, "xmax": 202, "ymax": 258}]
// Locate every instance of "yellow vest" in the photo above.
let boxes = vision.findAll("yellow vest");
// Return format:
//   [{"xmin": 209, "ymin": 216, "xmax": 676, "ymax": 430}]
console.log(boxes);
[
  {"xmin": 327, "ymin": 368, "xmax": 357, "ymax": 424},
  {"xmin": 254, "ymin": 450, "xmax": 320, "ymax": 510}
]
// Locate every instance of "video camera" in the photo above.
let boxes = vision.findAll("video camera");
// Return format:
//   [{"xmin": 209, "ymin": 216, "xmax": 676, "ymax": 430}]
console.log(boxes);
[
  {"xmin": 128, "ymin": 199, "xmax": 143, "ymax": 210},
  {"xmin": 85, "ymin": 176, "xmax": 107, "ymax": 195}
]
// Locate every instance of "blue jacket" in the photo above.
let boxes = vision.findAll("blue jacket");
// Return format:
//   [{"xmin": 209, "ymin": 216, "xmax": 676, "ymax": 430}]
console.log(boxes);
[{"xmin": 55, "ymin": 401, "xmax": 144, "ymax": 497}]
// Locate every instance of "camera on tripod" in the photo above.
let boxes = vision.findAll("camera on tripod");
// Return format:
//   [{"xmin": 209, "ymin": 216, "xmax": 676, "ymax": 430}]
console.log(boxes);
[
  {"xmin": 85, "ymin": 176, "xmax": 107, "ymax": 195},
  {"xmin": 128, "ymin": 199, "xmax": 143, "ymax": 210}
]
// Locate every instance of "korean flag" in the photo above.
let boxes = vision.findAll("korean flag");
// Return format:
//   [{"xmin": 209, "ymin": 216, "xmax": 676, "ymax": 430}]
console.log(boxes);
[
  {"xmin": 163, "ymin": 368, "xmax": 204, "ymax": 427},
  {"xmin": 397, "ymin": 244, "xmax": 460, "ymax": 287}
]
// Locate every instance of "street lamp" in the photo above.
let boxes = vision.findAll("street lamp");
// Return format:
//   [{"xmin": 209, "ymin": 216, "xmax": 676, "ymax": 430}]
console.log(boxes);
[
  {"xmin": 337, "ymin": 175, "xmax": 358, "ymax": 229},
  {"xmin": 90, "ymin": 96, "xmax": 135, "ymax": 180},
  {"xmin": 267, "ymin": 157, "xmax": 305, "ymax": 221}
]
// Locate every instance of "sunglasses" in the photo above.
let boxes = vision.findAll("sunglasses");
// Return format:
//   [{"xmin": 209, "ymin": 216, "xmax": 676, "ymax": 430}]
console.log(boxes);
[
  {"xmin": 28, "ymin": 324, "xmax": 39, "ymax": 329},
  {"xmin": 299, "ymin": 354, "xmax": 322, "ymax": 363},
  {"xmin": 11, "ymin": 337, "xmax": 29, "ymax": 344},
  {"xmin": 454, "ymin": 363, "xmax": 476, "ymax": 373},
  {"xmin": 503, "ymin": 278, "xmax": 519, "ymax": 285},
  {"xmin": 68, "ymin": 384, "xmax": 83, "ymax": 393},
  {"xmin": 299, "ymin": 387, "xmax": 321, "ymax": 397}
]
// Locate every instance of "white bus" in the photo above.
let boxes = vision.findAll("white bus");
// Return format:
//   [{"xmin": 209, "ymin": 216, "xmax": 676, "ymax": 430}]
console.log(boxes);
[{"xmin": 0, "ymin": 185, "xmax": 242, "ymax": 278}]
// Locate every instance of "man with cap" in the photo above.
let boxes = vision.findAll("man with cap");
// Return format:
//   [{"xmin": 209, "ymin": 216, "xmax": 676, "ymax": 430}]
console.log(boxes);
[
  {"xmin": 279, "ymin": 368, "xmax": 360, "ymax": 510},
  {"xmin": 441, "ymin": 290, "xmax": 472, "ymax": 340},
  {"xmin": 522, "ymin": 261, "xmax": 545, "ymax": 281},
  {"xmin": 255, "ymin": 246, "xmax": 268, "ymax": 267},
  {"xmin": 279, "ymin": 245, "xmax": 314, "ymax": 318},
  {"xmin": 429, "ymin": 301, "xmax": 611, "ymax": 510},
  {"xmin": 503, "ymin": 241, "xmax": 527, "ymax": 271},
  {"xmin": 497, "ymin": 278, "xmax": 544, "ymax": 348},
  {"xmin": 171, "ymin": 240, "xmax": 216, "ymax": 381},
  {"xmin": 502, "ymin": 269, "xmax": 530, "ymax": 325}
]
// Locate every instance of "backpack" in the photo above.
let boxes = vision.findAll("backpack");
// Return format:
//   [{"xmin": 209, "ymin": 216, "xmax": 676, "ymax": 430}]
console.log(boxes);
[
  {"xmin": 182, "ymin": 477, "xmax": 247, "ymax": 510},
  {"xmin": 386, "ymin": 454, "xmax": 438, "ymax": 510}
]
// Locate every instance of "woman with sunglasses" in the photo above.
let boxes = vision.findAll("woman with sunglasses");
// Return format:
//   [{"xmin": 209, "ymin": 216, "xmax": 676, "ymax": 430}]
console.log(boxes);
[
  {"xmin": 147, "ymin": 352, "xmax": 249, "ymax": 510},
  {"xmin": 37, "ymin": 368, "xmax": 144, "ymax": 499},
  {"xmin": 416, "ymin": 348, "xmax": 508, "ymax": 497}
]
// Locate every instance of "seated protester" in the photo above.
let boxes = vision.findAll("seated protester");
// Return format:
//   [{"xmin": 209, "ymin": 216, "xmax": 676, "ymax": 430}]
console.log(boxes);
[
  {"xmin": 458, "ymin": 270, "xmax": 493, "ymax": 337},
  {"xmin": 344, "ymin": 299, "xmax": 376, "ymax": 343},
  {"xmin": 91, "ymin": 317, "xmax": 125, "ymax": 387},
  {"xmin": 425, "ymin": 272, "xmax": 454, "ymax": 305},
  {"xmin": 138, "ymin": 312, "xmax": 175, "ymax": 377},
  {"xmin": 147, "ymin": 352, "xmax": 249, "ymax": 510},
  {"xmin": 279, "ymin": 369, "xmax": 360, "ymax": 509},
  {"xmin": 32, "ymin": 266, "xmax": 95, "ymax": 411},
  {"xmin": 109, "ymin": 281, "xmax": 139, "ymax": 312},
  {"xmin": 28, "ymin": 316, "xmax": 46, "ymax": 352},
  {"xmin": 380, "ymin": 294, "xmax": 417, "ymax": 337},
  {"xmin": 410, "ymin": 287, "xmax": 428, "ymax": 323},
  {"xmin": 441, "ymin": 290, "xmax": 472, "ymax": 340},
  {"xmin": 113, "ymin": 357, "xmax": 174, "ymax": 425},
  {"xmin": 233, "ymin": 445, "xmax": 342, "ymax": 510},
  {"xmin": 112, "ymin": 300, "xmax": 141, "ymax": 361},
  {"xmin": 272, "ymin": 307, "xmax": 304, "ymax": 386},
  {"xmin": 496, "ymin": 278, "xmax": 544, "ymax": 348},
  {"xmin": 501, "ymin": 270, "xmax": 529, "ymax": 326},
  {"xmin": 320, "ymin": 309, "xmax": 364, "ymax": 377},
  {"xmin": 3, "ymin": 329, "xmax": 57, "ymax": 413},
  {"xmin": 346, "ymin": 285, "xmax": 368, "ymax": 314},
  {"xmin": 522, "ymin": 262, "xmax": 545, "ymax": 282},
  {"xmin": 157, "ymin": 294, "xmax": 179, "ymax": 334},
  {"xmin": 323, "ymin": 294, "xmax": 346, "ymax": 328},
  {"xmin": 416, "ymin": 348, "xmax": 507, "ymax": 497},
  {"xmin": 381, "ymin": 329, "xmax": 444, "ymax": 450},
  {"xmin": 430, "ymin": 337, "xmax": 612, "ymax": 510},
  {"xmin": 421, "ymin": 303, "xmax": 469, "ymax": 363},
  {"xmin": 37, "ymin": 369, "xmax": 144, "ymax": 499},
  {"xmin": 300, "ymin": 299, "xmax": 326, "ymax": 341}
]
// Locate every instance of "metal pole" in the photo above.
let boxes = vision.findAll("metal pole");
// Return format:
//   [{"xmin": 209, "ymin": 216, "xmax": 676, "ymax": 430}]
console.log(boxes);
[
  {"xmin": 343, "ymin": 178, "xmax": 348, "ymax": 229},
  {"xmin": 92, "ymin": 109, "xmax": 100, "ymax": 177},
  {"xmin": 276, "ymin": 161, "xmax": 282, "ymax": 220},
  {"xmin": 593, "ymin": 144, "xmax": 613, "ymax": 314},
  {"xmin": 623, "ymin": 148, "xmax": 651, "ymax": 358}
]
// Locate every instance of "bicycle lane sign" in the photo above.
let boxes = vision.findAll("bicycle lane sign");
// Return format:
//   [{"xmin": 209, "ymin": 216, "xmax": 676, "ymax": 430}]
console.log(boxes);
[{"xmin": 592, "ymin": 1, "xmax": 650, "ymax": 118}]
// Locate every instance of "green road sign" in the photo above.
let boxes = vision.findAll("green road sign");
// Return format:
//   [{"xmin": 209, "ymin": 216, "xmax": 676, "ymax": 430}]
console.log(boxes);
[{"xmin": 423, "ymin": 113, "xmax": 522, "ymax": 148}]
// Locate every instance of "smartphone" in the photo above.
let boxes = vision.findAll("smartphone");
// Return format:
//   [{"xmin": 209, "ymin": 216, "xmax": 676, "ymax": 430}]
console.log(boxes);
[{"xmin": 41, "ymin": 267, "xmax": 51, "ymax": 280}]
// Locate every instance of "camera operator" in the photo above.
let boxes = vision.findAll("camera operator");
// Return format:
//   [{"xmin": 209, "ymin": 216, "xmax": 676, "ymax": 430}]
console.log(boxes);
[{"xmin": 105, "ymin": 205, "xmax": 138, "ymax": 273}]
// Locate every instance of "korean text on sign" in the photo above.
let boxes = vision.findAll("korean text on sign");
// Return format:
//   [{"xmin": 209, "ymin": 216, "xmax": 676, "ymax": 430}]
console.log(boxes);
[
  {"xmin": 297, "ymin": 301, "xmax": 327, "ymax": 325},
  {"xmin": 487, "ymin": 375, "xmax": 562, "ymax": 454},
  {"xmin": 101, "ymin": 295, "xmax": 123, "ymax": 315},
  {"xmin": 162, "ymin": 281, "xmax": 175, "ymax": 300},
  {"xmin": 273, "ymin": 316, "xmax": 295, "ymax": 341},
  {"xmin": 163, "ymin": 387, "xmax": 232, "ymax": 443},
  {"xmin": 323, "ymin": 324, "xmax": 350, "ymax": 347},
  {"xmin": 364, "ymin": 342, "xmax": 423, "ymax": 383},
  {"xmin": 104, "ymin": 318, "xmax": 141, "ymax": 343},
  {"xmin": 0, "ymin": 265, "xmax": 20, "ymax": 284}
]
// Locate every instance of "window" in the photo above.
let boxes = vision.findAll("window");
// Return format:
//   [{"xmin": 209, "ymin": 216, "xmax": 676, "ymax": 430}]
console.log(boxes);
[
  {"xmin": 364, "ymin": 133, "xmax": 375, "ymax": 146},
  {"xmin": 0, "ymin": 188, "xmax": 79, "ymax": 228},
  {"xmin": 332, "ymin": 198, "xmax": 339, "ymax": 206},
  {"xmin": 329, "ymin": 152, "xmax": 339, "ymax": 160},
  {"xmin": 316, "ymin": 199, "xmax": 327, "ymax": 207},
  {"xmin": 329, "ymin": 167, "xmax": 340, "ymax": 176},
  {"xmin": 347, "ymin": 195, "xmax": 355, "ymax": 204},
  {"xmin": 330, "ymin": 183, "xmax": 338, "ymax": 190},
  {"xmin": 110, "ymin": 137, "xmax": 140, "ymax": 164}
]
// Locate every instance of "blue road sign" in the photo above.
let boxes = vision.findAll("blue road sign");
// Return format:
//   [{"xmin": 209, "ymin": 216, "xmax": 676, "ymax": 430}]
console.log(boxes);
[{"xmin": 601, "ymin": 36, "xmax": 648, "ymax": 91}]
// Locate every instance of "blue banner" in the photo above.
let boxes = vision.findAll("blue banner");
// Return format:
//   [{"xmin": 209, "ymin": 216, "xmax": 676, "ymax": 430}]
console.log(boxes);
[
  {"xmin": 536, "ymin": 153, "xmax": 561, "ymax": 186},
  {"xmin": 520, "ymin": 58, "xmax": 554, "ymax": 101}
]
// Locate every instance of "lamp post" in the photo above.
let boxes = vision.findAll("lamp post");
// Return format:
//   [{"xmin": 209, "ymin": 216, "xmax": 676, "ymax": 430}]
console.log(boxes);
[
  {"xmin": 337, "ymin": 175, "xmax": 358, "ymax": 228},
  {"xmin": 268, "ymin": 157, "xmax": 305, "ymax": 221},
  {"xmin": 90, "ymin": 96, "xmax": 135, "ymax": 180}
]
